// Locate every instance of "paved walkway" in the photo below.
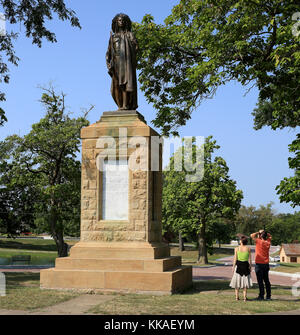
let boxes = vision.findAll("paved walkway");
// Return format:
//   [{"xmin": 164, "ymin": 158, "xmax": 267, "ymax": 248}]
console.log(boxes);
[{"xmin": 193, "ymin": 245, "xmax": 297, "ymax": 287}]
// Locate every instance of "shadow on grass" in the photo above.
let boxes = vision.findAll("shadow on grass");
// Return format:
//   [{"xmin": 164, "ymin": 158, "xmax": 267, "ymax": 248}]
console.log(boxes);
[
  {"xmin": 180, "ymin": 281, "xmax": 294, "ymax": 296},
  {"xmin": 211, "ymin": 247, "xmax": 234, "ymax": 255},
  {"xmin": 173, "ymin": 280, "xmax": 232, "ymax": 295},
  {"xmin": 192, "ymin": 280, "xmax": 232, "ymax": 292},
  {"xmin": 0, "ymin": 240, "xmax": 57, "ymax": 252}
]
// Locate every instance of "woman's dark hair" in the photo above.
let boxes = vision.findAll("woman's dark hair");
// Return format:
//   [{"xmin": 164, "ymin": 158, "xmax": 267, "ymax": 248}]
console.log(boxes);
[
  {"xmin": 112, "ymin": 13, "xmax": 132, "ymax": 33},
  {"xmin": 241, "ymin": 236, "xmax": 248, "ymax": 245},
  {"xmin": 261, "ymin": 231, "xmax": 268, "ymax": 240}
]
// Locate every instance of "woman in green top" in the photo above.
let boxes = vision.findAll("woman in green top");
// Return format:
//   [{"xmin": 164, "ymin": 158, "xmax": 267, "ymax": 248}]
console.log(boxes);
[{"xmin": 230, "ymin": 236, "xmax": 253, "ymax": 301}]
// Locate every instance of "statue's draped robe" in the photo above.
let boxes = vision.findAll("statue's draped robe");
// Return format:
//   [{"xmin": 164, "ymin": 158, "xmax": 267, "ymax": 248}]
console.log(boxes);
[{"xmin": 106, "ymin": 31, "xmax": 138, "ymax": 110}]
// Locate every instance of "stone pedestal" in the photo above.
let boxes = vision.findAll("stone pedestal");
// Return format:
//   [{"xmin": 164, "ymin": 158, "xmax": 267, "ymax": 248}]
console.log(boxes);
[{"xmin": 40, "ymin": 111, "xmax": 192, "ymax": 294}]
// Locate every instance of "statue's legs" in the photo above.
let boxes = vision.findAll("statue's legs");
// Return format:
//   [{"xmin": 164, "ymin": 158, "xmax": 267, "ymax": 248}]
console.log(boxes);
[
  {"xmin": 111, "ymin": 77, "xmax": 138, "ymax": 110},
  {"xmin": 111, "ymin": 76, "xmax": 123, "ymax": 109}
]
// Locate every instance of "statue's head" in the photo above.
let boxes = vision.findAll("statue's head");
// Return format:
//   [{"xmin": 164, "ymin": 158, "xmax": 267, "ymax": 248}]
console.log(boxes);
[{"xmin": 112, "ymin": 13, "xmax": 132, "ymax": 33}]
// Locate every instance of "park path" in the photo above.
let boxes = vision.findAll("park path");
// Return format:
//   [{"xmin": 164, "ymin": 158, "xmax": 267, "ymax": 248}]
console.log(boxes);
[{"xmin": 193, "ymin": 245, "xmax": 298, "ymax": 287}]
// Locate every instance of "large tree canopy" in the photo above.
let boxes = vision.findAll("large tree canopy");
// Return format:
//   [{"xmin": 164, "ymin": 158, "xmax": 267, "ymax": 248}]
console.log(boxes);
[
  {"xmin": 162, "ymin": 136, "xmax": 243, "ymax": 263},
  {"xmin": 276, "ymin": 134, "xmax": 300, "ymax": 207},
  {"xmin": 0, "ymin": 0, "xmax": 81, "ymax": 126},
  {"xmin": 0, "ymin": 136, "xmax": 40, "ymax": 236},
  {"xmin": 134, "ymin": 0, "xmax": 300, "ymax": 135},
  {"xmin": 1, "ymin": 86, "xmax": 91, "ymax": 256}
]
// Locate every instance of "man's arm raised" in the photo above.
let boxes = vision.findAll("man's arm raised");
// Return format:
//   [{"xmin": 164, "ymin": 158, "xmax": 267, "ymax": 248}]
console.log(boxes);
[{"xmin": 250, "ymin": 231, "xmax": 260, "ymax": 242}]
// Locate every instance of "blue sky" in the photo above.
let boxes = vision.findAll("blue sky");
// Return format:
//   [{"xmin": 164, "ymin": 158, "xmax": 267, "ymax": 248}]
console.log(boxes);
[{"xmin": 0, "ymin": 0, "xmax": 299, "ymax": 214}]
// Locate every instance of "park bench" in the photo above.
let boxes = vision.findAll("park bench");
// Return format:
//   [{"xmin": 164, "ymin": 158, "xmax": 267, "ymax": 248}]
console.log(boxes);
[{"xmin": 11, "ymin": 255, "xmax": 31, "ymax": 265}]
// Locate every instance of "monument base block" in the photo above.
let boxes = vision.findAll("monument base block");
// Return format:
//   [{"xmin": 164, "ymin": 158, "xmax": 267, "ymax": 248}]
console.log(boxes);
[{"xmin": 40, "ymin": 242, "xmax": 193, "ymax": 295}]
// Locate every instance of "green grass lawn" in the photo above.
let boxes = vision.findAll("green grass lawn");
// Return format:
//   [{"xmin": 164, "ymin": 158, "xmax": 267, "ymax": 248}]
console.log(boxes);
[
  {"xmin": 0, "ymin": 272, "xmax": 80, "ymax": 311},
  {"xmin": 0, "ymin": 238, "xmax": 78, "ymax": 252},
  {"xmin": 271, "ymin": 262, "xmax": 300, "ymax": 274},
  {"xmin": 0, "ymin": 249, "xmax": 57, "ymax": 265},
  {"xmin": 88, "ymin": 281, "xmax": 300, "ymax": 315},
  {"xmin": 1, "ymin": 273, "xmax": 300, "ymax": 314},
  {"xmin": 0, "ymin": 238, "xmax": 78, "ymax": 265},
  {"xmin": 1, "ymin": 240, "xmax": 299, "ymax": 314},
  {"xmin": 171, "ymin": 246, "xmax": 233, "ymax": 266}
]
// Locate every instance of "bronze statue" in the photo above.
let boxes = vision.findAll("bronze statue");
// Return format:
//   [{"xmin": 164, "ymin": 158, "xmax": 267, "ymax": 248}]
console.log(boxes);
[{"xmin": 106, "ymin": 13, "xmax": 138, "ymax": 110}]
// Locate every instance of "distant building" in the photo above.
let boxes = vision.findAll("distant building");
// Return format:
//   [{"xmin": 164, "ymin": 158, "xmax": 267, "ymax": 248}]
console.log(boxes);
[{"xmin": 280, "ymin": 244, "xmax": 300, "ymax": 263}]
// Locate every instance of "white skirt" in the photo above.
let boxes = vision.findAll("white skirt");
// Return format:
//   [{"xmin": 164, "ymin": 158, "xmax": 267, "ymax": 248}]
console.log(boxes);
[{"xmin": 229, "ymin": 267, "xmax": 253, "ymax": 289}]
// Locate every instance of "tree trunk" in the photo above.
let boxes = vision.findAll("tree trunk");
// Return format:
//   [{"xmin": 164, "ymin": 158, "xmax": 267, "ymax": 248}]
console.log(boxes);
[
  {"xmin": 53, "ymin": 231, "xmax": 69, "ymax": 257},
  {"xmin": 197, "ymin": 222, "xmax": 208, "ymax": 264},
  {"xmin": 49, "ymin": 203, "xmax": 68, "ymax": 257},
  {"xmin": 179, "ymin": 232, "xmax": 185, "ymax": 251}
]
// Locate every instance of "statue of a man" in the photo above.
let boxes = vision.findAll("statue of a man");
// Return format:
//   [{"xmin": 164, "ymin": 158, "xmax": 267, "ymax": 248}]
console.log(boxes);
[{"xmin": 106, "ymin": 13, "xmax": 138, "ymax": 110}]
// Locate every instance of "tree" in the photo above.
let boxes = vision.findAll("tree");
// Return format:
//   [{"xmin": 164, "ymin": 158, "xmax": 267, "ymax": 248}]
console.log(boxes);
[
  {"xmin": 276, "ymin": 134, "xmax": 300, "ymax": 207},
  {"xmin": 0, "ymin": 137, "xmax": 39, "ymax": 236},
  {"xmin": 134, "ymin": 0, "xmax": 299, "ymax": 136},
  {"xmin": 234, "ymin": 205, "xmax": 260, "ymax": 236},
  {"xmin": 266, "ymin": 211, "xmax": 300, "ymax": 245},
  {"xmin": 6, "ymin": 86, "xmax": 91, "ymax": 256},
  {"xmin": 234, "ymin": 203, "xmax": 275, "ymax": 238},
  {"xmin": 162, "ymin": 136, "xmax": 243, "ymax": 263},
  {"xmin": 0, "ymin": 0, "xmax": 81, "ymax": 126},
  {"xmin": 133, "ymin": 0, "xmax": 299, "ymax": 209},
  {"xmin": 207, "ymin": 218, "xmax": 236, "ymax": 249}
]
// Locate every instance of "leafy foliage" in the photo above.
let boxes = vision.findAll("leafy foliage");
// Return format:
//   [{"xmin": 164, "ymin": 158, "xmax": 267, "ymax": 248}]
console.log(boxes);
[
  {"xmin": 0, "ymin": 86, "xmax": 91, "ymax": 256},
  {"xmin": 276, "ymin": 134, "xmax": 300, "ymax": 207},
  {"xmin": 266, "ymin": 211, "xmax": 300, "ymax": 245},
  {"xmin": 234, "ymin": 203, "xmax": 275, "ymax": 237},
  {"xmin": 162, "ymin": 136, "xmax": 243, "ymax": 263},
  {"xmin": 0, "ymin": 136, "xmax": 39, "ymax": 236},
  {"xmin": 0, "ymin": 0, "xmax": 81, "ymax": 124},
  {"xmin": 133, "ymin": 0, "xmax": 300, "ymax": 135}
]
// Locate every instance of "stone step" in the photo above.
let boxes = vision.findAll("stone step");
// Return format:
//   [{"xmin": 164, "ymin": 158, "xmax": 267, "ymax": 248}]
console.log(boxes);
[
  {"xmin": 55, "ymin": 256, "xmax": 181, "ymax": 272},
  {"xmin": 69, "ymin": 242, "xmax": 170, "ymax": 259},
  {"xmin": 40, "ymin": 266, "xmax": 192, "ymax": 294}
]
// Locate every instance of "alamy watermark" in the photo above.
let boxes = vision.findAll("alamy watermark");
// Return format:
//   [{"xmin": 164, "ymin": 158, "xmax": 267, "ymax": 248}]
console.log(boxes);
[
  {"xmin": 0, "ymin": 12, "xmax": 6, "ymax": 37},
  {"xmin": 292, "ymin": 12, "xmax": 300, "ymax": 37},
  {"xmin": 0, "ymin": 272, "xmax": 6, "ymax": 297},
  {"xmin": 291, "ymin": 272, "xmax": 300, "ymax": 297},
  {"xmin": 93, "ymin": 129, "xmax": 204, "ymax": 182}
]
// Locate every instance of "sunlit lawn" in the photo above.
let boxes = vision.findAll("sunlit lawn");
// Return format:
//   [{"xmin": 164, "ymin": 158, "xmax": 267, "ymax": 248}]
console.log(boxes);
[
  {"xmin": 1, "ymin": 273, "xmax": 300, "ymax": 314},
  {"xmin": 170, "ymin": 246, "xmax": 234, "ymax": 266},
  {"xmin": 88, "ymin": 281, "xmax": 300, "ymax": 315},
  {"xmin": 0, "ymin": 238, "xmax": 78, "ymax": 265},
  {"xmin": 1, "ymin": 241, "xmax": 299, "ymax": 314},
  {"xmin": 0, "ymin": 272, "xmax": 80, "ymax": 311},
  {"xmin": 271, "ymin": 262, "xmax": 300, "ymax": 274}
]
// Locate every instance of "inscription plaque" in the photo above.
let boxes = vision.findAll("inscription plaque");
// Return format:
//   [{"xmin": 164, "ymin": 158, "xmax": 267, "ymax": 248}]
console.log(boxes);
[{"xmin": 102, "ymin": 159, "xmax": 129, "ymax": 220}]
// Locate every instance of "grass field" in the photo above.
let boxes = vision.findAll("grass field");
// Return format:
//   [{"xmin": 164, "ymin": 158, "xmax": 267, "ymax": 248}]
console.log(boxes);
[
  {"xmin": 0, "ymin": 238, "xmax": 78, "ymax": 265},
  {"xmin": 1, "ymin": 238, "xmax": 300, "ymax": 314},
  {"xmin": 271, "ymin": 262, "xmax": 300, "ymax": 274},
  {"xmin": 0, "ymin": 272, "xmax": 80, "ymax": 311},
  {"xmin": 0, "ymin": 238, "xmax": 232, "ymax": 266},
  {"xmin": 1, "ymin": 272, "xmax": 299, "ymax": 314},
  {"xmin": 171, "ymin": 246, "xmax": 233, "ymax": 266},
  {"xmin": 88, "ymin": 282, "xmax": 300, "ymax": 315},
  {"xmin": 0, "ymin": 238, "xmax": 78, "ymax": 252}
]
